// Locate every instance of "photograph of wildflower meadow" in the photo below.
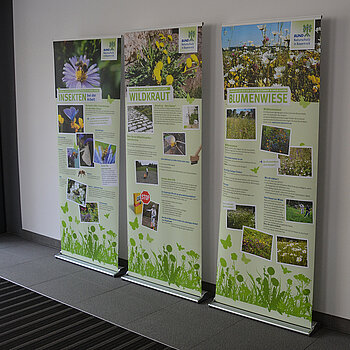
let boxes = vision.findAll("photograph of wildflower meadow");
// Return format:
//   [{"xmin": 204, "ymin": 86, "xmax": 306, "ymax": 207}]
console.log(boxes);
[
  {"xmin": 53, "ymin": 39, "xmax": 121, "ymax": 99},
  {"xmin": 226, "ymin": 205, "xmax": 256, "ymax": 230},
  {"xmin": 222, "ymin": 20, "xmax": 321, "ymax": 102},
  {"xmin": 226, "ymin": 108, "xmax": 256, "ymax": 140},
  {"xmin": 286, "ymin": 199, "xmax": 313, "ymax": 224},
  {"xmin": 277, "ymin": 236, "xmax": 308, "ymax": 267},
  {"xmin": 261, "ymin": 125, "xmax": 291, "ymax": 155},
  {"xmin": 79, "ymin": 202, "xmax": 99, "ymax": 223},
  {"xmin": 278, "ymin": 147, "xmax": 312, "ymax": 177},
  {"xmin": 241, "ymin": 226, "xmax": 273, "ymax": 260},
  {"xmin": 124, "ymin": 28, "xmax": 202, "ymax": 99}
]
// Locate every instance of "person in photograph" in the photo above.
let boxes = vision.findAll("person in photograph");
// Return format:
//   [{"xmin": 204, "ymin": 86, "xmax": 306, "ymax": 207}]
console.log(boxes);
[{"xmin": 146, "ymin": 204, "xmax": 157, "ymax": 230}]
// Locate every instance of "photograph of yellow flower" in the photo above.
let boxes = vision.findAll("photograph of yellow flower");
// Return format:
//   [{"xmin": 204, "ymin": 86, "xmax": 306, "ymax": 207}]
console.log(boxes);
[{"xmin": 124, "ymin": 28, "xmax": 202, "ymax": 98}]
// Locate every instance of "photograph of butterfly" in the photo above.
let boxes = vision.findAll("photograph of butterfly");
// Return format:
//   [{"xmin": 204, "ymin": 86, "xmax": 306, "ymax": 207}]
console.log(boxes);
[
  {"xmin": 76, "ymin": 133, "xmax": 94, "ymax": 167},
  {"xmin": 57, "ymin": 104, "xmax": 84, "ymax": 133}
]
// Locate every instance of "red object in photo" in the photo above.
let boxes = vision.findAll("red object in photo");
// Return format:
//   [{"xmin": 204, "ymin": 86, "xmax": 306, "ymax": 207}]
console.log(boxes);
[{"xmin": 141, "ymin": 191, "xmax": 150, "ymax": 204}]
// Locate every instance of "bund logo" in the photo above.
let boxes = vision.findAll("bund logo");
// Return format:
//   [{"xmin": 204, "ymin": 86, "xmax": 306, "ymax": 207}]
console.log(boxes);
[
  {"xmin": 109, "ymin": 40, "xmax": 116, "ymax": 49},
  {"xmin": 188, "ymin": 30, "xmax": 196, "ymax": 41},
  {"xmin": 303, "ymin": 24, "xmax": 312, "ymax": 37}
]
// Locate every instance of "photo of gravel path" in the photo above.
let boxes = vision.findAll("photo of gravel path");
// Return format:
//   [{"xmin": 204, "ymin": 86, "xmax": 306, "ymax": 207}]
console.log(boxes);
[{"xmin": 127, "ymin": 105, "xmax": 153, "ymax": 133}]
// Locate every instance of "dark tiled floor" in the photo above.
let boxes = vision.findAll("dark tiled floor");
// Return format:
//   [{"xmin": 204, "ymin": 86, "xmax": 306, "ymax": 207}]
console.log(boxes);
[{"xmin": 1, "ymin": 233, "xmax": 350, "ymax": 350}]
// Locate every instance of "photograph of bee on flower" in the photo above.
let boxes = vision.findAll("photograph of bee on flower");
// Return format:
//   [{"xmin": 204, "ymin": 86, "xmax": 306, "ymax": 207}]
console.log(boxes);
[
  {"xmin": 53, "ymin": 39, "xmax": 121, "ymax": 99},
  {"xmin": 124, "ymin": 28, "xmax": 202, "ymax": 99},
  {"xmin": 222, "ymin": 20, "xmax": 321, "ymax": 102}
]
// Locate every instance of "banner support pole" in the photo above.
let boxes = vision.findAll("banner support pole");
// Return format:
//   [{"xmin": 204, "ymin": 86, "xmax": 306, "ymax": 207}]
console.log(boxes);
[
  {"xmin": 55, "ymin": 253, "xmax": 126, "ymax": 278},
  {"xmin": 208, "ymin": 300, "xmax": 318, "ymax": 336}
]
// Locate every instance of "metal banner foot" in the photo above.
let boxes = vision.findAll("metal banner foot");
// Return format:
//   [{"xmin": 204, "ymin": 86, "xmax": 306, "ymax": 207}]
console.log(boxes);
[
  {"xmin": 122, "ymin": 272, "xmax": 206, "ymax": 303},
  {"xmin": 55, "ymin": 253, "xmax": 125, "ymax": 277},
  {"xmin": 208, "ymin": 301, "xmax": 317, "ymax": 336}
]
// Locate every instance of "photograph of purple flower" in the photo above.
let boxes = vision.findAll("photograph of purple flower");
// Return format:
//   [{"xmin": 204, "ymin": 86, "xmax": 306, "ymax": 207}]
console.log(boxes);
[
  {"xmin": 62, "ymin": 55, "xmax": 100, "ymax": 89},
  {"xmin": 94, "ymin": 140, "xmax": 116, "ymax": 164},
  {"xmin": 53, "ymin": 39, "xmax": 121, "ymax": 99}
]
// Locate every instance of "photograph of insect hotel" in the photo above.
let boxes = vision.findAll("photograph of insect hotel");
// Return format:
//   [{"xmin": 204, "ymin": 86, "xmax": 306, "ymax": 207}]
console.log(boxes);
[{"xmin": 135, "ymin": 160, "xmax": 158, "ymax": 185}]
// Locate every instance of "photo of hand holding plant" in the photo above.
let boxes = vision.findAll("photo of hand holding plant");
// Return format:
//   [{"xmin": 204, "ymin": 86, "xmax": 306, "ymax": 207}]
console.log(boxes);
[{"xmin": 124, "ymin": 28, "xmax": 202, "ymax": 98}]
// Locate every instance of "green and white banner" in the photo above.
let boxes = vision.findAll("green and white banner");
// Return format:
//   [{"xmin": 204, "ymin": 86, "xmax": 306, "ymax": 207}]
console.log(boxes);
[
  {"xmin": 124, "ymin": 25, "xmax": 203, "ymax": 296},
  {"xmin": 215, "ymin": 18, "xmax": 321, "ymax": 329},
  {"xmin": 54, "ymin": 37, "xmax": 121, "ymax": 271}
]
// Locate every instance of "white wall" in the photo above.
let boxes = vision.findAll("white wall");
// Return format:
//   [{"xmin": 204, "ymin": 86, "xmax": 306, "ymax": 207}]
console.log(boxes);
[{"xmin": 13, "ymin": 0, "xmax": 350, "ymax": 320}]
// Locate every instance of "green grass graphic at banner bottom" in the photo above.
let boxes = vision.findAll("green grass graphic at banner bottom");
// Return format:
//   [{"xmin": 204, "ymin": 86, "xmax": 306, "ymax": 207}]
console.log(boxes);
[
  {"xmin": 216, "ymin": 251, "xmax": 312, "ymax": 321},
  {"xmin": 128, "ymin": 218, "xmax": 201, "ymax": 291},
  {"xmin": 61, "ymin": 204, "xmax": 118, "ymax": 267}
]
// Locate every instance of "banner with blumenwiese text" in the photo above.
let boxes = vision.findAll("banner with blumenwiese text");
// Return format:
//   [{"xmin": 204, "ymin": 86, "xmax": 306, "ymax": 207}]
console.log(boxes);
[{"xmin": 215, "ymin": 18, "xmax": 321, "ymax": 329}]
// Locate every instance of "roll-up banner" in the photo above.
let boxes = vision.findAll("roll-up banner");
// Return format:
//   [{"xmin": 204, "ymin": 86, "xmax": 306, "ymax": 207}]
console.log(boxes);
[
  {"xmin": 54, "ymin": 37, "xmax": 123, "ymax": 275},
  {"xmin": 211, "ymin": 17, "xmax": 321, "ymax": 333},
  {"xmin": 123, "ymin": 24, "xmax": 204, "ymax": 300}
]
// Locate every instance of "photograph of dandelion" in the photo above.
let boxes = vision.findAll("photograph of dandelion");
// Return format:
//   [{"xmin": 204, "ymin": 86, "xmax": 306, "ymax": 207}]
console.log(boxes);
[
  {"xmin": 222, "ymin": 20, "xmax": 321, "ymax": 102},
  {"xmin": 278, "ymin": 147, "xmax": 312, "ymax": 177},
  {"xmin": 226, "ymin": 108, "xmax": 256, "ymax": 140},
  {"xmin": 53, "ymin": 39, "xmax": 121, "ymax": 99},
  {"xmin": 94, "ymin": 141, "xmax": 116, "ymax": 165},
  {"xmin": 241, "ymin": 226, "xmax": 273, "ymax": 260},
  {"xmin": 277, "ymin": 236, "xmax": 308, "ymax": 267},
  {"xmin": 57, "ymin": 105, "xmax": 84, "ymax": 133},
  {"xmin": 124, "ymin": 28, "xmax": 202, "ymax": 98},
  {"xmin": 261, "ymin": 125, "xmax": 291, "ymax": 155}
]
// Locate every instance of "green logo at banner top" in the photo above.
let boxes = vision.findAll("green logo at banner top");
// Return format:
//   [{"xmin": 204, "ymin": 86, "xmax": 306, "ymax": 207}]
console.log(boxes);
[
  {"xmin": 291, "ymin": 20, "xmax": 315, "ymax": 50},
  {"xmin": 101, "ymin": 38, "xmax": 118, "ymax": 60},
  {"xmin": 303, "ymin": 24, "xmax": 312, "ymax": 37},
  {"xmin": 179, "ymin": 26, "xmax": 198, "ymax": 53}
]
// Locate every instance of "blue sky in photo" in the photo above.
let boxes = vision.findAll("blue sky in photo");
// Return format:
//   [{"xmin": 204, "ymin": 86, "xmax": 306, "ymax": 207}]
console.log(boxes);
[{"xmin": 222, "ymin": 21, "xmax": 291, "ymax": 48}]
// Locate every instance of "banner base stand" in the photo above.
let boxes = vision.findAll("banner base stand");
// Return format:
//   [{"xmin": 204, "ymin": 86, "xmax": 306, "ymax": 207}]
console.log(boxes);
[
  {"xmin": 122, "ymin": 272, "xmax": 209, "ymax": 303},
  {"xmin": 208, "ymin": 301, "xmax": 317, "ymax": 336},
  {"xmin": 55, "ymin": 253, "xmax": 126, "ymax": 277}
]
